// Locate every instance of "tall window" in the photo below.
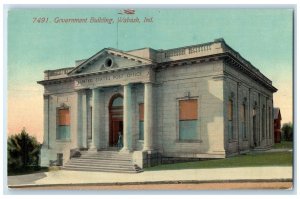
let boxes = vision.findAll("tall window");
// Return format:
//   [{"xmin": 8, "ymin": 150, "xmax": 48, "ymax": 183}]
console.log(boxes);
[
  {"xmin": 262, "ymin": 105, "xmax": 265, "ymax": 139},
  {"xmin": 241, "ymin": 103, "xmax": 246, "ymax": 139},
  {"xmin": 228, "ymin": 99, "xmax": 234, "ymax": 140},
  {"xmin": 57, "ymin": 108, "xmax": 70, "ymax": 140},
  {"xmin": 179, "ymin": 99, "xmax": 198, "ymax": 140},
  {"xmin": 139, "ymin": 103, "xmax": 144, "ymax": 140},
  {"xmin": 253, "ymin": 107, "xmax": 257, "ymax": 146}
]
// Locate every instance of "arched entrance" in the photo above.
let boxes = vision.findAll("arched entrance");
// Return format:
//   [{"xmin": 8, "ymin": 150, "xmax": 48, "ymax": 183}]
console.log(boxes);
[{"xmin": 109, "ymin": 94, "xmax": 123, "ymax": 147}]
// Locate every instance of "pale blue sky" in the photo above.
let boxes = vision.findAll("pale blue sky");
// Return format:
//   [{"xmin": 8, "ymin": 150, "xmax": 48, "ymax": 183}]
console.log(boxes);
[
  {"xmin": 8, "ymin": 9, "xmax": 292, "ymax": 82},
  {"xmin": 7, "ymin": 8, "xmax": 293, "ymax": 139}
]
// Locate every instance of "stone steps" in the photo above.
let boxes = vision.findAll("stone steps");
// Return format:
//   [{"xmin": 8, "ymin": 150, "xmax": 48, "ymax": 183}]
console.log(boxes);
[
  {"xmin": 69, "ymin": 159, "xmax": 135, "ymax": 167},
  {"xmin": 78, "ymin": 156, "xmax": 132, "ymax": 161},
  {"xmin": 79, "ymin": 155, "xmax": 132, "ymax": 161},
  {"xmin": 63, "ymin": 166, "xmax": 141, "ymax": 173},
  {"xmin": 252, "ymin": 145, "xmax": 273, "ymax": 151},
  {"xmin": 63, "ymin": 150, "xmax": 142, "ymax": 173}
]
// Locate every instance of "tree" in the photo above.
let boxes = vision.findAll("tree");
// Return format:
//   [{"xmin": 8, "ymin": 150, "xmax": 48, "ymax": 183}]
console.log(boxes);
[
  {"xmin": 7, "ymin": 128, "xmax": 41, "ymax": 172},
  {"xmin": 281, "ymin": 123, "xmax": 293, "ymax": 141}
]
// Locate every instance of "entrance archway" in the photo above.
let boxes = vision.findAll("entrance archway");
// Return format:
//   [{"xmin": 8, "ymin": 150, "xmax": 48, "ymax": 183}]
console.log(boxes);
[{"xmin": 109, "ymin": 94, "xmax": 123, "ymax": 147}]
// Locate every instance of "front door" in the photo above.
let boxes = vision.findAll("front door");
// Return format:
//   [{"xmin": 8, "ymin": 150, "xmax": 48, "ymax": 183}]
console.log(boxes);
[
  {"xmin": 112, "ymin": 120, "xmax": 123, "ymax": 146},
  {"xmin": 109, "ymin": 94, "xmax": 123, "ymax": 147}
]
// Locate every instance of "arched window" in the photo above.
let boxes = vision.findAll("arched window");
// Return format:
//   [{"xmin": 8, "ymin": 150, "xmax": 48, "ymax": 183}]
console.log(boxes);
[
  {"xmin": 241, "ymin": 103, "xmax": 247, "ymax": 139},
  {"xmin": 112, "ymin": 97, "xmax": 123, "ymax": 107}
]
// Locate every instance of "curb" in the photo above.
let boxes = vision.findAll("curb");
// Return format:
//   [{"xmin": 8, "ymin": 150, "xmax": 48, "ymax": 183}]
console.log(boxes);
[{"xmin": 8, "ymin": 178, "xmax": 293, "ymax": 189}]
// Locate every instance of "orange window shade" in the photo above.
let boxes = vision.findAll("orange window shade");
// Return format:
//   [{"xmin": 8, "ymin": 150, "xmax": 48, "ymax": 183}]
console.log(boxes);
[
  {"xmin": 179, "ymin": 99, "xmax": 198, "ymax": 120},
  {"xmin": 58, "ymin": 109, "xmax": 70, "ymax": 125},
  {"xmin": 228, "ymin": 100, "xmax": 233, "ymax": 121},
  {"xmin": 139, "ymin": 103, "xmax": 144, "ymax": 121}
]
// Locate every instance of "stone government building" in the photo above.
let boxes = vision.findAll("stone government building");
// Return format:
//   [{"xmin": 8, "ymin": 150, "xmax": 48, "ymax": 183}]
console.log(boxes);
[{"xmin": 38, "ymin": 38, "xmax": 277, "ymax": 172}]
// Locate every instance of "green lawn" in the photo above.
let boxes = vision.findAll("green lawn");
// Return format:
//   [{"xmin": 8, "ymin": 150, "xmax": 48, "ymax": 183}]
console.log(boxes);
[
  {"xmin": 144, "ymin": 152, "xmax": 293, "ymax": 171},
  {"xmin": 273, "ymin": 141, "xmax": 293, "ymax": 149}
]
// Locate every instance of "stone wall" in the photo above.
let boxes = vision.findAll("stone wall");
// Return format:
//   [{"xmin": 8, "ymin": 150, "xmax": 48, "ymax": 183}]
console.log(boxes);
[
  {"xmin": 155, "ymin": 60, "xmax": 226, "ymax": 159},
  {"xmin": 40, "ymin": 58, "xmax": 275, "ymax": 167},
  {"xmin": 224, "ymin": 62, "xmax": 274, "ymax": 155},
  {"xmin": 41, "ymin": 92, "xmax": 79, "ymax": 166}
]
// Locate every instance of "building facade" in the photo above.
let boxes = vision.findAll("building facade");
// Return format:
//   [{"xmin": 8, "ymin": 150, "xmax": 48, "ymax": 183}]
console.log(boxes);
[{"xmin": 38, "ymin": 38, "xmax": 277, "ymax": 169}]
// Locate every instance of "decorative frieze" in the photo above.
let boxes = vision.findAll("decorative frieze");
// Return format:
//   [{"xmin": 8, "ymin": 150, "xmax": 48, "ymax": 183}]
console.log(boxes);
[{"xmin": 74, "ymin": 67, "xmax": 153, "ymax": 89}]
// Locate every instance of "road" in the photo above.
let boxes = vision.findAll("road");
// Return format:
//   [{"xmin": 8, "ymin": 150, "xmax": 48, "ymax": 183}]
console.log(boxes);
[{"xmin": 11, "ymin": 181, "xmax": 292, "ymax": 190}]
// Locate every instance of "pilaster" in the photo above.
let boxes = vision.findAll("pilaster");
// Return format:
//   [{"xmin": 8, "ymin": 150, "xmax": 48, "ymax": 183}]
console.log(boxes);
[{"xmin": 43, "ymin": 95, "xmax": 49, "ymax": 148}]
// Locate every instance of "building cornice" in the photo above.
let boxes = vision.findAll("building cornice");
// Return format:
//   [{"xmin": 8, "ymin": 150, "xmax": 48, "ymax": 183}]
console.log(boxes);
[
  {"xmin": 155, "ymin": 51, "xmax": 277, "ymax": 93},
  {"xmin": 37, "ymin": 64, "xmax": 154, "ymax": 86},
  {"xmin": 223, "ymin": 52, "xmax": 277, "ymax": 92},
  {"xmin": 37, "ymin": 39, "xmax": 277, "ymax": 93}
]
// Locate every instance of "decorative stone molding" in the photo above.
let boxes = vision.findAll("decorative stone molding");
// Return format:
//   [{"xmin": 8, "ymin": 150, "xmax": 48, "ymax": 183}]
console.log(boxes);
[{"xmin": 59, "ymin": 102, "xmax": 68, "ymax": 108}]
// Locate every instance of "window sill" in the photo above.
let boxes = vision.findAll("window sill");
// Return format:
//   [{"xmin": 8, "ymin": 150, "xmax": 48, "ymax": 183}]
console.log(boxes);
[
  {"xmin": 56, "ymin": 139, "xmax": 71, "ymax": 142},
  {"xmin": 176, "ymin": 139, "xmax": 202, "ymax": 143},
  {"xmin": 137, "ymin": 140, "xmax": 144, "ymax": 142}
]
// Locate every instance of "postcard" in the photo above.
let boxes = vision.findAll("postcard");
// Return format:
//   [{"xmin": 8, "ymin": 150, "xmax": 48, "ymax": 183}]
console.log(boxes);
[{"xmin": 6, "ymin": 6, "xmax": 294, "ymax": 192}]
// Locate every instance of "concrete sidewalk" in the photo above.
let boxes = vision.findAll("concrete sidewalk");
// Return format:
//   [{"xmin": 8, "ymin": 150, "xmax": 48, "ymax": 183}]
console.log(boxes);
[{"xmin": 8, "ymin": 166, "xmax": 293, "ymax": 187}]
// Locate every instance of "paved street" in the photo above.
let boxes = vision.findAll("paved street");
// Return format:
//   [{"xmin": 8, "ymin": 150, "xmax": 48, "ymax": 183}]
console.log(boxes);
[
  {"xmin": 11, "ymin": 181, "xmax": 293, "ymax": 190},
  {"xmin": 8, "ymin": 166, "xmax": 293, "ymax": 189}
]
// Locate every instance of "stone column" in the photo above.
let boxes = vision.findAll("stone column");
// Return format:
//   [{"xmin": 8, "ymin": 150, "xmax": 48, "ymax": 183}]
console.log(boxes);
[
  {"xmin": 43, "ymin": 95, "xmax": 49, "ymax": 148},
  {"xmin": 143, "ymin": 82, "xmax": 153, "ymax": 151},
  {"xmin": 122, "ymin": 84, "xmax": 132, "ymax": 152},
  {"xmin": 81, "ymin": 90, "xmax": 88, "ymax": 148},
  {"xmin": 76, "ymin": 91, "xmax": 82, "ymax": 149},
  {"xmin": 90, "ymin": 88, "xmax": 100, "ymax": 150}
]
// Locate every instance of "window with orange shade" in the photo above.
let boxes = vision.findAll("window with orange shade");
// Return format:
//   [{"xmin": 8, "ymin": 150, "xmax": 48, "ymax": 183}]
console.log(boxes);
[
  {"xmin": 58, "ymin": 109, "xmax": 70, "ymax": 125},
  {"xmin": 57, "ymin": 108, "xmax": 70, "ymax": 140},
  {"xmin": 179, "ymin": 99, "xmax": 198, "ymax": 120},
  {"xmin": 179, "ymin": 99, "xmax": 198, "ymax": 140}
]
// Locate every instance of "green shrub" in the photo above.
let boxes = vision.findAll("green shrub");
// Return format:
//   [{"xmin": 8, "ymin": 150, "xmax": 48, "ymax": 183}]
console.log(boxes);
[
  {"xmin": 281, "ymin": 123, "xmax": 293, "ymax": 141},
  {"xmin": 7, "ymin": 128, "xmax": 41, "ymax": 173}
]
